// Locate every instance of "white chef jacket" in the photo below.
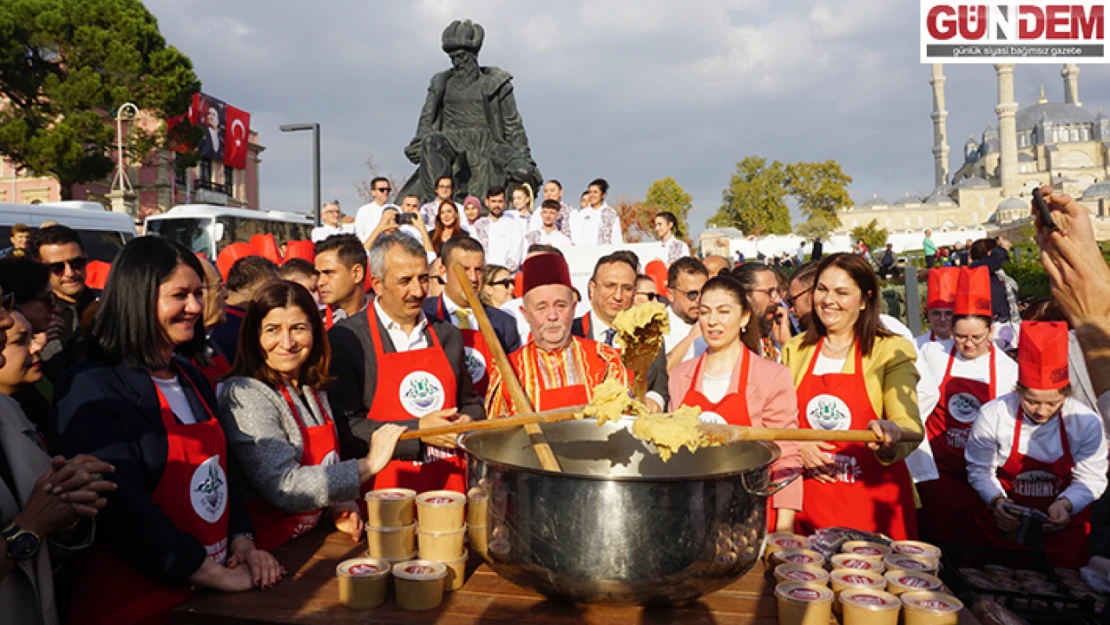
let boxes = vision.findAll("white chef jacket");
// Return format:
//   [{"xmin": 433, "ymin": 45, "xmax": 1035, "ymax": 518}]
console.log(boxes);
[{"xmin": 965, "ymin": 394, "xmax": 1108, "ymax": 513}]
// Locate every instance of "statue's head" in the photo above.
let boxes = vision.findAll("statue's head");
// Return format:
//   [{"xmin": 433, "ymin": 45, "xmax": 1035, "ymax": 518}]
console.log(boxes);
[{"xmin": 442, "ymin": 19, "xmax": 484, "ymax": 57}]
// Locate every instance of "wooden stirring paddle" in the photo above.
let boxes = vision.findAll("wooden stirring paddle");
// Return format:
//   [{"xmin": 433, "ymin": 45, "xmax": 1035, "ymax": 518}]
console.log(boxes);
[
  {"xmin": 698, "ymin": 423, "xmax": 925, "ymax": 446},
  {"xmin": 399, "ymin": 405, "xmax": 588, "ymax": 441}
]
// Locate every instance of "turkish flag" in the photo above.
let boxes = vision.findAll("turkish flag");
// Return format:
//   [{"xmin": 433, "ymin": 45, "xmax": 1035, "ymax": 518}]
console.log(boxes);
[
  {"xmin": 224, "ymin": 105, "xmax": 250, "ymax": 169},
  {"xmin": 187, "ymin": 92, "xmax": 202, "ymax": 124}
]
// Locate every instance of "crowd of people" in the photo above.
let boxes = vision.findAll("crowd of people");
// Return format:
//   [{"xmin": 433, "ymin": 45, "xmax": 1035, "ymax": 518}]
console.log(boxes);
[{"xmin": 1, "ymin": 180, "xmax": 1109, "ymax": 623}]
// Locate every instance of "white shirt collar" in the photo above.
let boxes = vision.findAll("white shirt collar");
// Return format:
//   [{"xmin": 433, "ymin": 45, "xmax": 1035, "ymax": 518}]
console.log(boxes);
[{"xmin": 374, "ymin": 299, "xmax": 429, "ymax": 339}]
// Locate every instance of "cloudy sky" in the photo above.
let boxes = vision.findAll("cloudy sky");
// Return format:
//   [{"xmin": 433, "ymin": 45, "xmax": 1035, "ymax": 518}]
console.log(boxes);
[{"xmin": 145, "ymin": 0, "xmax": 1110, "ymax": 235}]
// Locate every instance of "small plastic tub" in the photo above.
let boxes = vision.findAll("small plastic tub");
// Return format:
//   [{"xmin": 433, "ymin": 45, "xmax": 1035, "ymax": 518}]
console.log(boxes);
[
  {"xmin": 839, "ymin": 587, "xmax": 901, "ymax": 625},
  {"xmin": 467, "ymin": 488, "xmax": 488, "ymax": 528},
  {"xmin": 417, "ymin": 525, "xmax": 467, "ymax": 560},
  {"xmin": 830, "ymin": 569, "xmax": 887, "ymax": 596},
  {"xmin": 883, "ymin": 553, "xmax": 939, "ymax": 576},
  {"xmin": 772, "ymin": 548, "xmax": 826, "ymax": 568},
  {"xmin": 891, "ymin": 540, "xmax": 941, "ymax": 560},
  {"xmin": 336, "ymin": 557, "xmax": 391, "ymax": 609},
  {"xmin": 884, "ymin": 570, "xmax": 942, "ymax": 596},
  {"xmin": 775, "ymin": 581, "xmax": 834, "ymax": 625},
  {"xmin": 392, "ymin": 559, "xmax": 448, "ymax": 611},
  {"xmin": 841, "ymin": 540, "xmax": 893, "ymax": 558},
  {"xmin": 415, "ymin": 490, "xmax": 467, "ymax": 532},
  {"xmin": 366, "ymin": 522, "xmax": 416, "ymax": 560},
  {"xmin": 365, "ymin": 488, "xmax": 417, "ymax": 527},
  {"xmin": 901, "ymin": 591, "xmax": 964, "ymax": 625},
  {"xmin": 441, "ymin": 549, "xmax": 469, "ymax": 592},
  {"xmin": 830, "ymin": 553, "xmax": 885, "ymax": 574},
  {"xmin": 775, "ymin": 563, "xmax": 830, "ymax": 587},
  {"xmin": 468, "ymin": 524, "xmax": 487, "ymax": 556}
]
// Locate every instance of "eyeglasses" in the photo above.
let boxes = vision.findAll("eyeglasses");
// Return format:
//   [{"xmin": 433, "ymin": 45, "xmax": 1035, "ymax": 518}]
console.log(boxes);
[
  {"xmin": 636, "ymin": 291, "xmax": 659, "ymax": 301},
  {"xmin": 670, "ymin": 288, "xmax": 700, "ymax": 301},
  {"xmin": 954, "ymin": 333, "xmax": 991, "ymax": 346},
  {"xmin": 750, "ymin": 286, "xmax": 780, "ymax": 300},
  {"xmin": 489, "ymin": 279, "xmax": 514, "ymax": 289},
  {"xmin": 375, "ymin": 187, "xmax": 392, "ymax": 193},
  {"xmin": 0, "ymin": 292, "xmax": 13, "ymax": 312},
  {"xmin": 46, "ymin": 256, "xmax": 88, "ymax": 276},
  {"xmin": 783, "ymin": 289, "xmax": 809, "ymax": 307}
]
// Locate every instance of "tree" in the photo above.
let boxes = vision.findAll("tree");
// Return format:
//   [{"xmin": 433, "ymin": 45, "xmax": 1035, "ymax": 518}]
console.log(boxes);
[
  {"xmin": 709, "ymin": 156, "xmax": 792, "ymax": 236},
  {"xmin": 795, "ymin": 215, "xmax": 835, "ymax": 241},
  {"xmin": 0, "ymin": 0, "xmax": 200, "ymax": 198},
  {"xmin": 644, "ymin": 176, "xmax": 693, "ymax": 239},
  {"xmin": 851, "ymin": 219, "xmax": 889, "ymax": 254},
  {"xmin": 612, "ymin": 196, "xmax": 653, "ymax": 243},
  {"xmin": 355, "ymin": 154, "xmax": 405, "ymax": 204},
  {"xmin": 786, "ymin": 160, "xmax": 853, "ymax": 228}
]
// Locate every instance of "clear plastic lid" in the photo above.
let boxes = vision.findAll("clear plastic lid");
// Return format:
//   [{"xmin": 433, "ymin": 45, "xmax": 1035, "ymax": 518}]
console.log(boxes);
[
  {"xmin": 842, "ymin": 540, "xmax": 893, "ymax": 557},
  {"xmin": 775, "ymin": 548, "xmax": 825, "ymax": 565},
  {"xmin": 367, "ymin": 488, "xmax": 417, "ymax": 501},
  {"xmin": 885, "ymin": 571, "xmax": 941, "ymax": 590},
  {"xmin": 416, "ymin": 523, "xmax": 467, "ymax": 536},
  {"xmin": 467, "ymin": 487, "xmax": 488, "ymax": 502},
  {"xmin": 891, "ymin": 540, "xmax": 941, "ymax": 558},
  {"xmin": 416, "ymin": 490, "xmax": 466, "ymax": 507},
  {"xmin": 766, "ymin": 533, "xmax": 807, "ymax": 549},
  {"xmin": 883, "ymin": 554, "xmax": 938, "ymax": 571},
  {"xmin": 366, "ymin": 522, "xmax": 416, "ymax": 534},
  {"xmin": 392, "ymin": 559, "xmax": 448, "ymax": 581},
  {"xmin": 831, "ymin": 569, "xmax": 885, "ymax": 588},
  {"xmin": 775, "ymin": 581, "xmax": 834, "ymax": 602},
  {"xmin": 776, "ymin": 564, "xmax": 830, "ymax": 583},
  {"xmin": 901, "ymin": 591, "xmax": 964, "ymax": 613},
  {"xmin": 831, "ymin": 553, "xmax": 883, "ymax": 571},
  {"xmin": 336, "ymin": 557, "xmax": 391, "ymax": 578},
  {"xmin": 840, "ymin": 588, "xmax": 901, "ymax": 610},
  {"xmin": 441, "ymin": 549, "xmax": 469, "ymax": 565}
]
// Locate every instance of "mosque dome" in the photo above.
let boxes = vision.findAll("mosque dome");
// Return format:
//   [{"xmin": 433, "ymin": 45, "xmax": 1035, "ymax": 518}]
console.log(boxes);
[
  {"xmin": 956, "ymin": 176, "xmax": 990, "ymax": 189},
  {"xmin": 1082, "ymin": 181, "xmax": 1110, "ymax": 199},
  {"xmin": 996, "ymin": 197, "xmax": 1027, "ymax": 211},
  {"xmin": 861, "ymin": 195, "xmax": 888, "ymax": 207},
  {"xmin": 1016, "ymin": 102, "xmax": 1095, "ymax": 131}
]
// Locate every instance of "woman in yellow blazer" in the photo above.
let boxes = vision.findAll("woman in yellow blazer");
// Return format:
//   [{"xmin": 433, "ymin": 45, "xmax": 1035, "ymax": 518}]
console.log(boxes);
[{"xmin": 781, "ymin": 253, "xmax": 923, "ymax": 539}]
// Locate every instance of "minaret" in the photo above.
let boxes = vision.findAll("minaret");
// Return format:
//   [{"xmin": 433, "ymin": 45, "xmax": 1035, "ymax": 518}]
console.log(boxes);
[
  {"xmin": 995, "ymin": 64, "xmax": 1019, "ymax": 198},
  {"xmin": 1063, "ymin": 63, "xmax": 1081, "ymax": 107},
  {"xmin": 930, "ymin": 64, "xmax": 951, "ymax": 188}
]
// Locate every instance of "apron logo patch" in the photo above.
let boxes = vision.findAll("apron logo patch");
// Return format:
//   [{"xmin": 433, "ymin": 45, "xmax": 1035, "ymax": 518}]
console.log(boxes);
[
  {"xmin": 1014, "ymin": 470, "xmax": 1062, "ymax": 498},
  {"xmin": 806, "ymin": 394, "xmax": 852, "ymax": 431},
  {"xmin": 464, "ymin": 346, "xmax": 487, "ymax": 384},
  {"xmin": 945, "ymin": 428, "xmax": 970, "ymax": 449},
  {"xmin": 399, "ymin": 371, "xmax": 446, "ymax": 416},
  {"xmin": 698, "ymin": 411, "xmax": 727, "ymax": 424},
  {"xmin": 190, "ymin": 455, "xmax": 228, "ymax": 523},
  {"xmin": 947, "ymin": 392, "xmax": 982, "ymax": 423},
  {"xmin": 832, "ymin": 453, "xmax": 862, "ymax": 483}
]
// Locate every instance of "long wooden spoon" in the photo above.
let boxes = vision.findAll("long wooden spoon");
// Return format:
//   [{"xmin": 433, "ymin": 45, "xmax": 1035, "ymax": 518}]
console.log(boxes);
[
  {"xmin": 699, "ymin": 424, "xmax": 925, "ymax": 445},
  {"xmin": 399, "ymin": 405, "xmax": 588, "ymax": 441}
]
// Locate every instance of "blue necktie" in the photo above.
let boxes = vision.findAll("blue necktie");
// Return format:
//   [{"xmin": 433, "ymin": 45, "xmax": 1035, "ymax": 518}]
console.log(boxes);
[{"xmin": 602, "ymin": 328, "xmax": 617, "ymax": 346}]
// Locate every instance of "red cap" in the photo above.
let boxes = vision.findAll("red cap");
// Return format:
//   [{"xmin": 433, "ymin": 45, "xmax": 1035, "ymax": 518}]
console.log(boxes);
[
  {"xmin": 216, "ymin": 242, "xmax": 257, "ymax": 280},
  {"xmin": 926, "ymin": 267, "xmax": 958, "ymax": 311},
  {"xmin": 954, "ymin": 266, "xmax": 992, "ymax": 317},
  {"xmin": 1018, "ymin": 321, "xmax": 1070, "ymax": 390},
  {"xmin": 283, "ymin": 240, "xmax": 315, "ymax": 264},
  {"xmin": 521, "ymin": 253, "xmax": 571, "ymax": 295}
]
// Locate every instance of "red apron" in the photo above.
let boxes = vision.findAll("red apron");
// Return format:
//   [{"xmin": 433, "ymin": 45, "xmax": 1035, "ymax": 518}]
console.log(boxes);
[
  {"xmin": 438, "ymin": 298, "xmax": 495, "ymax": 398},
  {"xmin": 972, "ymin": 409, "xmax": 1091, "ymax": 567},
  {"xmin": 324, "ymin": 306, "xmax": 334, "ymax": 330},
  {"xmin": 793, "ymin": 339, "xmax": 918, "ymax": 540},
  {"xmin": 680, "ymin": 349, "xmax": 751, "ymax": 426},
  {"xmin": 245, "ymin": 385, "xmax": 340, "ymax": 551},
  {"xmin": 364, "ymin": 305, "xmax": 465, "ymax": 494},
  {"xmin": 67, "ymin": 365, "xmax": 231, "ymax": 625},
  {"xmin": 919, "ymin": 347, "xmax": 996, "ymax": 543}
]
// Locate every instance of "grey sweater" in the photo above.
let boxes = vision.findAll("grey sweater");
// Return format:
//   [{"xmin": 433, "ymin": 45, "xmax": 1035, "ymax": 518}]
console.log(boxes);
[{"xmin": 217, "ymin": 377, "xmax": 361, "ymax": 514}]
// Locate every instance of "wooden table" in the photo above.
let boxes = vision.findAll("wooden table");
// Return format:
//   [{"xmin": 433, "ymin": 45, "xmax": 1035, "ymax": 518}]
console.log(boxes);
[{"xmin": 174, "ymin": 529, "xmax": 979, "ymax": 625}]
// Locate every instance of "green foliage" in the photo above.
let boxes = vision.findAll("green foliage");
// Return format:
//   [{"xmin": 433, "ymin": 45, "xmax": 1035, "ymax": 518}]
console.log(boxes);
[
  {"xmin": 709, "ymin": 156, "xmax": 792, "ymax": 236},
  {"xmin": 786, "ymin": 160, "xmax": 853, "ymax": 228},
  {"xmin": 644, "ymin": 176, "xmax": 694, "ymax": 239},
  {"xmin": 0, "ymin": 0, "xmax": 200, "ymax": 197},
  {"xmin": 1003, "ymin": 258, "xmax": 1051, "ymax": 299},
  {"xmin": 795, "ymin": 215, "xmax": 835, "ymax": 241},
  {"xmin": 850, "ymin": 219, "xmax": 889, "ymax": 253}
]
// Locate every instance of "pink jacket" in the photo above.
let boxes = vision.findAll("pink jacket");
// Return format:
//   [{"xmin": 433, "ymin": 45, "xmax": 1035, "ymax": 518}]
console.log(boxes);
[{"xmin": 669, "ymin": 351, "xmax": 803, "ymax": 511}]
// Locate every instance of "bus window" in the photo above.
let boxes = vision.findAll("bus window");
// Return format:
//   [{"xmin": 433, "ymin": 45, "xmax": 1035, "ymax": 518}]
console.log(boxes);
[
  {"xmin": 146, "ymin": 218, "xmax": 214, "ymax": 256},
  {"xmin": 76, "ymin": 230, "xmax": 132, "ymax": 263}
]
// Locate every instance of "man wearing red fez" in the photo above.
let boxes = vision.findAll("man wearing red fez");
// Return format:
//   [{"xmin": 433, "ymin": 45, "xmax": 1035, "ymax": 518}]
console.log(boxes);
[
  {"xmin": 965, "ymin": 321, "xmax": 1108, "ymax": 567},
  {"xmin": 916, "ymin": 267, "xmax": 1018, "ymax": 543},
  {"xmin": 486, "ymin": 253, "xmax": 631, "ymax": 416},
  {"xmin": 914, "ymin": 267, "xmax": 958, "ymax": 350}
]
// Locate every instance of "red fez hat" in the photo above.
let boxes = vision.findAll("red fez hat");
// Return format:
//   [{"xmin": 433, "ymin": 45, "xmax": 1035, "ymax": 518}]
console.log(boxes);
[
  {"xmin": 927, "ymin": 267, "xmax": 958, "ymax": 311},
  {"xmin": 954, "ymin": 266, "xmax": 992, "ymax": 317},
  {"xmin": 644, "ymin": 259, "xmax": 668, "ymax": 293},
  {"xmin": 1018, "ymin": 321, "xmax": 1070, "ymax": 390},
  {"xmin": 216, "ymin": 242, "xmax": 256, "ymax": 280},
  {"xmin": 250, "ymin": 233, "xmax": 282, "ymax": 265},
  {"xmin": 521, "ymin": 253, "xmax": 571, "ymax": 295},
  {"xmin": 283, "ymin": 240, "xmax": 315, "ymax": 264}
]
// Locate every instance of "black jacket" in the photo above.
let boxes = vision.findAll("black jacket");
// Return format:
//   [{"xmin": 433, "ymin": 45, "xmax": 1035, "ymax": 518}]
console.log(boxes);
[
  {"xmin": 971, "ymin": 247, "xmax": 1011, "ymax": 322},
  {"xmin": 208, "ymin": 305, "xmax": 245, "ymax": 364},
  {"xmin": 571, "ymin": 312, "xmax": 669, "ymax": 407},
  {"xmin": 327, "ymin": 306, "xmax": 486, "ymax": 461},
  {"xmin": 422, "ymin": 295, "xmax": 522, "ymax": 354},
  {"xmin": 42, "ymin": 287, "xmax": 99, "ymax": 383},
  {"xmin": 47, "ymin": 357, "xmax": 251, "ymax": 588}
]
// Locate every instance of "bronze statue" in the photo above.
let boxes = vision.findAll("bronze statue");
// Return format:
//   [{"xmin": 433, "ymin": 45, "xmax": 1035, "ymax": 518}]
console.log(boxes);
[{"xmin": 399, "ymin": 19, "xmax": 542, "ymax": 204}]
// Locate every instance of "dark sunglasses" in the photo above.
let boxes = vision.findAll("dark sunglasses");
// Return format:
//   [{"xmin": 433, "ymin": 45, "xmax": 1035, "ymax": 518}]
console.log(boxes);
[
  {"xmin": 375, "ymin": 187, "xmax": 392, "ymax": 193},
  {"xmin": 636, "ymin": 291, "xmax": 659, "ymax": 301},
  {"xmin": 46, "ymin": 256, "xmax": 88, "ymax": 276},
  {"xmin": 670, "ymin": 288, "xmax": 701, "ymax": 301},
  {"xmin": 489, "ymin": 279, "xmax": 514, "ymax": 289},
  {"xmin": 0, "ymin": 292, "xmax": 13, "ymax": 313},
  {"xmin": 783, "ymin": 290, "xmax": 809, "ymax": 307}
]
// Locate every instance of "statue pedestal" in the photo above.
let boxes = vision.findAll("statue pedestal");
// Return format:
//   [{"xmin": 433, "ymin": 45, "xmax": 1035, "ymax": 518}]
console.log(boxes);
[{"xmin": 108, "ymin": 189, "xmax": 137, "ymax": 218}]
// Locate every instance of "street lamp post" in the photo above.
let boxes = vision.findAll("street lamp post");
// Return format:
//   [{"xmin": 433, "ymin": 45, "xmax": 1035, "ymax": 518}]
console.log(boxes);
[{"xmin": 280, "ymin": 123, "xmax": 321, "ymax": 226}]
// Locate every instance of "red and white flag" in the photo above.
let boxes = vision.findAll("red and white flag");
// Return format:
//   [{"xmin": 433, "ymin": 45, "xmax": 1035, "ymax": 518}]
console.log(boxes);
[{"xmin": 223, "ymin": 105, "xmax": 250, "ymax": 169}]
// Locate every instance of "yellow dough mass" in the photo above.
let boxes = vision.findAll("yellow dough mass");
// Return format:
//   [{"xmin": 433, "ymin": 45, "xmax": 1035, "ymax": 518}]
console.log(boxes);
[
  {"xmin": 612, "ymin": 301, "xmax": 669, "ymax": 363},
  {"xmin": 630, "ymin": 405, "xmax": 717, "ymax": 461},
  {"xmin": 580, "ymin": 378, "xmax": 647, "ymax": 424}
]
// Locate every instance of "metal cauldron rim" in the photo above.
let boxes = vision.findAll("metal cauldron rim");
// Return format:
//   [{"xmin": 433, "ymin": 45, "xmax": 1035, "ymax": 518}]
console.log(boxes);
[{"xmin": 458, "ymin": 418, "xmax": 781, "ymax": 483}]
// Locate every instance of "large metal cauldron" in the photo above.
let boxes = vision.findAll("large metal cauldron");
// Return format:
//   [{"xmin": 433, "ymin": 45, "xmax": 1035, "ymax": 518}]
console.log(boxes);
[{"xmin": 460, "ymin": 419, "xmax": 792, "ymax": 605}]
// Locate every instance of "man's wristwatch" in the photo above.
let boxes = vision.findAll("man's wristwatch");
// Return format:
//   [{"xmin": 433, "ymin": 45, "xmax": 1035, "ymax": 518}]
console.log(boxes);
[{"xmin": 2, "ymin": 522, "xmax": 41, "ymax": 561}]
